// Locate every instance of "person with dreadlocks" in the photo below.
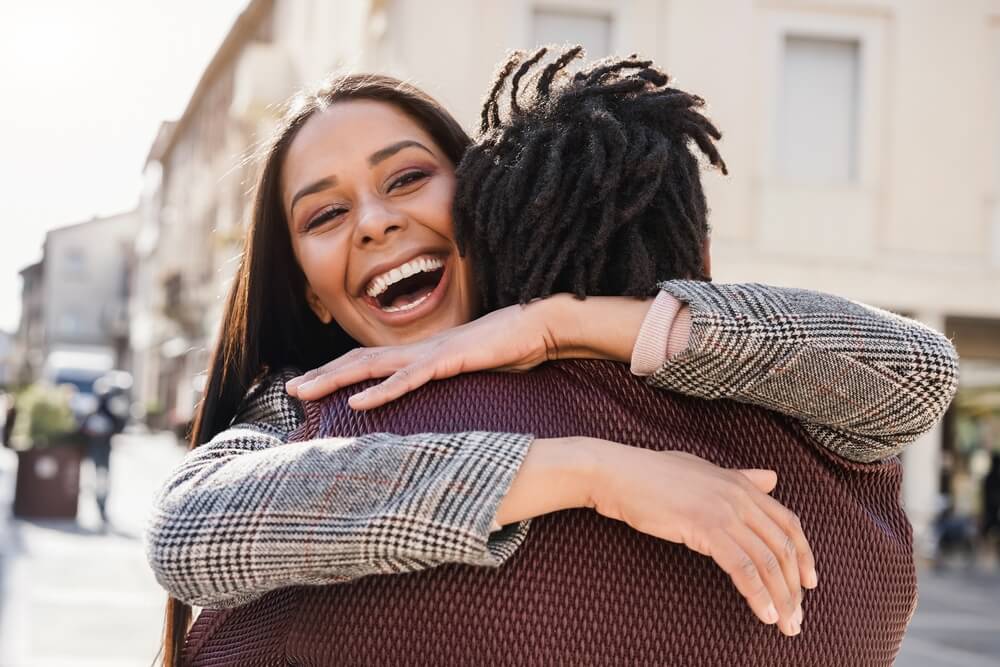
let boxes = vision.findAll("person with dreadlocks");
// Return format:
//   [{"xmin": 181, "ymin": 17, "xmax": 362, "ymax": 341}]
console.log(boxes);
[
  {"xmin": 459, "ymin": 45, "xmax": 721, "ymax": 309},
  {"xmin": 148, "ymin": 48, "xmax": 957, "ymax": 665}
]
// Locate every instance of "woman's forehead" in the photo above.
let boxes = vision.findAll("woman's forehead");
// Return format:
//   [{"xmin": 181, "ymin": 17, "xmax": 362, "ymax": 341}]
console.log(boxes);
[{"xmin": 284, "ymin": 101, "xmax": 437, "ymax": 179}]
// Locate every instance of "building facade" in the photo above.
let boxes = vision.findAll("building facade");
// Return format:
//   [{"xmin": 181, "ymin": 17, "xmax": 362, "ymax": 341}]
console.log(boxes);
[
  {"xmin": 136, "ymin": 0, "xmax": 1000, "ymax": 536},
  {"xmin": 13, "ymin": 261, "xmax": 44, "ymax": 386},
  {"xmin": 41, "ymin": 212, "xmax": 137, "ymax": 369},
  {"xmin": 0, "ymin": 330, "xmax": 12, "ymax": 388}
]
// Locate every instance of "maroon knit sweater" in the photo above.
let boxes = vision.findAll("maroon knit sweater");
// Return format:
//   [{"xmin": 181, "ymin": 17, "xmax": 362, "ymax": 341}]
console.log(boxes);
[{"xmin": 184, "ymin": 360, "xmax": 916, "ymax": 666}]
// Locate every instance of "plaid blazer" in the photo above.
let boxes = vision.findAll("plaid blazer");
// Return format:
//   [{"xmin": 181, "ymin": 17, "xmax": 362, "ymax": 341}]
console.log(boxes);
[{"xmin": 144, "ymin": 281, "xmax": 958, "ymax": 608}]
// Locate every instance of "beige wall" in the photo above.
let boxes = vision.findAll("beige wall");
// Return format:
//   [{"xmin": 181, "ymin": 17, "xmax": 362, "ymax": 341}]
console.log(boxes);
[{"xmin": 368, "ymin": 0, "xmax": 999, "ymax": 320}]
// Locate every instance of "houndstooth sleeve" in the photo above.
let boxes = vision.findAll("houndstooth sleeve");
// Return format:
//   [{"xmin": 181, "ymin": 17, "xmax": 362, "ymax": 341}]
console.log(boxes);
[
  {"xmin": 144, "ymin": 367, "xmax": 533, "ymax": 608},
  {"xmin": 647, "ymin": 281, "xmax": 960, "ymax": 464}
]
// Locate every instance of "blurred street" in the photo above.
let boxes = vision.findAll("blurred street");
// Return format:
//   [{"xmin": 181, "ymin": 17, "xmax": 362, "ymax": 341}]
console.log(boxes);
[
  {"xmin": 0, "ymin": 431, "xmax": 186, "ymax": 667},
  {"xmin": 897, "ymin": 566, "xmax": 1000, "ymax": 666}
]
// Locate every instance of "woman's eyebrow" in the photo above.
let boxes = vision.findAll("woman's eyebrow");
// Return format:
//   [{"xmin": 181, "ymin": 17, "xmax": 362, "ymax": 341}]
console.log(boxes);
[
  {"xmin": 290, "ymin": 176, "xmax": 338, "ymax": 215},
  {"xmin": 290, "ymin": 141, "xmax": 432, "ymax": 214},
  {"xmin": 368, "ymin": 140, "xmax": 432, "ymax": 166}
]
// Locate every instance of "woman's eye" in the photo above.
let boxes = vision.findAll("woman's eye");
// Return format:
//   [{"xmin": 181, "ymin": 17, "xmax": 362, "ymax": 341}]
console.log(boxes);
[
  {"xmin": 389, "ymin": 170, "xmax": 428, "ymax": 192},
  {"xmin": 305, "ymin": 207, "xmax": 345, "ymax": 231}
]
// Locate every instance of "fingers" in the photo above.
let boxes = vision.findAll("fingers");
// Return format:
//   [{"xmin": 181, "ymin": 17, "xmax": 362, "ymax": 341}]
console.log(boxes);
[
  {"xmin": 347, "ymin": 362, "xmax": 436, "ymax": 410},
  {"xmin": 287, "ymin": 348, "xmax": 402, "ymax": 400},
  {"xmin": 740, "ymin": 503, "xmax": 804, "ymax": 633},
  {"xmin": 710, "ymin": 532, "xmax": 781, "ymax": 628},
  {"xmin": 729, "ymin": 524, "xmax": 802, "ymax": 636},
  {"xmin": 753, "ymin": 492, "xmax": 818, "ymax": 590},
  {"xmin": 738, "ymin": 468, "xmax": 777, "ymax": 494},
  {"xmin": 736, "ymin": 469, "xmax": 817, "ymax": 590}
]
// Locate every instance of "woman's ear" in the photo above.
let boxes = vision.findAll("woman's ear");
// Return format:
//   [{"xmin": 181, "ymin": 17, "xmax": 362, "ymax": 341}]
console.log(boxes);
[
  {"xmin": 305, "ymin": 286, "xmax": 333, "ymax": 324},
  {"xmin": 701, "ymin": 236, "xmax": 712, "ymax": 280}
]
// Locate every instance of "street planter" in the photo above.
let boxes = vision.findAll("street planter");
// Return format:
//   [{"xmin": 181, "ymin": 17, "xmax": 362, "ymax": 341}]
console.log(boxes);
[
  {"xmin": 13, "ymin": 441, "xmax": 83, "ymax": 519},
  {"xmin": 10, "ymin": 384, "xmax": 85, "ymax": 520}
]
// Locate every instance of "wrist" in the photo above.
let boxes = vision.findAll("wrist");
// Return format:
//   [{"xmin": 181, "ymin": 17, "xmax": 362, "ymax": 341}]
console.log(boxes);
[
  {"xmin": 537, "ymin": 294, "xmax": 653, "ymax": 363},
  {"xmin": 527, "ymin": 293, "xmax": 584, "ymax": 361},
  {"xmin": 494, "ymin": 436, "xmax": 602, "ymax": 526},
  {"xmin": 537, "ymin": 436, "xmax": 601, "ymax": 512},
  {"xmin": 571, "ymin": 436, "xmax": 612, "ymax": 510}
]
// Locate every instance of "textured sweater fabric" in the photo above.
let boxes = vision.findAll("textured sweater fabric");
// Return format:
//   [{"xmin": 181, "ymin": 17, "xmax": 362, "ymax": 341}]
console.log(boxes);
[
  {"xmin": 185, "ymin": 360, "xmax": 924, "ymax": 666},
  {"xmin": 143, "ymin": 281, "xmax": 958, "ymax": 647}
]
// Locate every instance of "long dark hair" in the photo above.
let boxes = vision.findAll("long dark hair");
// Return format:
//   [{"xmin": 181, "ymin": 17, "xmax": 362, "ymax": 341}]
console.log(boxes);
[{"xmin": 158, "ymin": 73, "xmax": 471, "ymax": 667}]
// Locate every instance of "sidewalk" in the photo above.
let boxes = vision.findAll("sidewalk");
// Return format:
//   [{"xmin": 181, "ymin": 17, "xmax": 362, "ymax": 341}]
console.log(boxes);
[
  {"xmin": 897, "ymin": 564, "xmax": 1000, "ymax": 666},
  {"xmin": 0, "ymin": 432, "xmax": 187, "ymax": 667},
  {"xmin": 0, "ymin": 446, "xmax": 16, "ymax": 658}
]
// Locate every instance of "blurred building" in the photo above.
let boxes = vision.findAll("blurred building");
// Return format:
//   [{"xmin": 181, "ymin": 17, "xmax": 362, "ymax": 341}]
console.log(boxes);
[
  {"xmin": 0, "ymin": 329, "xmax": 12, "ymax": 387},
  {"xmin": 15, "ymin": 212, "xmax": 138, "ymax": 387},
  {"xmin": 136, "ymin": 0, "xmax": 1000, "ymax": 535},
  {"xmin": 42, "ymin": 213, "xmax": 137, "ymax": 369},
  {"xmin": 13, "ymin": 260, "xmax": 44, "ymax": 385},
  {"xmin": 131, "ymin": 0, "xmax": 393, "ymax": 434}
]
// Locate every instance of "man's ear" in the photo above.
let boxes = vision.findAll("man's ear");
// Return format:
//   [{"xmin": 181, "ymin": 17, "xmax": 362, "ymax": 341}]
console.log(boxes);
[
  {"xmin": 700, "ymin": 236, "xmax": 712, "ymax": 280},
  {"xmin": 305, "ymin": 286, "xmax": 333, "ymax": 324}
]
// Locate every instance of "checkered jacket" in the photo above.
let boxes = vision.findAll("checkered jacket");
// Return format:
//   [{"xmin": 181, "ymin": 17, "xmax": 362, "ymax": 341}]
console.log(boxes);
[{"xmin": 144, "ymin": 281, "xmax": 959, "ymax": 608}]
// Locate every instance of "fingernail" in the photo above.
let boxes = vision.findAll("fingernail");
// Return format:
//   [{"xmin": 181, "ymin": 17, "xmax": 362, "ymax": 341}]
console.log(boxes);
[
  {"xmin": 298, "ymin": 380, "xmax": 316, "ymax": 392},
  {"xmin": 809, "ymin": 569, "xmax": 819, "ymax": 587},
  {"xmin": 793, "ymin": 606, "xmax": 803, "ymax": 627},
  {"xmin": 764, "ymin": 604, "xmax": 778, "ymax": 624},
  {"xmin": 789, "ymin": 619, "xmax": 801, "ymax": 636}
]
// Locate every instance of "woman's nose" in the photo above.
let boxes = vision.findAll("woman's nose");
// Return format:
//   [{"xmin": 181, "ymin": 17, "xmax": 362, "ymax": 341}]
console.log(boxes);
[{"xmin": 354, "ymin": 200, "xmax": 407, "ymax": 246}]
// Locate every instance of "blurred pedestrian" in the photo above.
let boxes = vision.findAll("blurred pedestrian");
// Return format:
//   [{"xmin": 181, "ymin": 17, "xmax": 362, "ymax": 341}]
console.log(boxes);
[
  {"xmin": 1, "ymin": 391, "xmax": 15, "ymax": 448},
  {"xmin": 982, "ymin": 452, "xmax": 1000, "ymax": 557},
  {"xmin": 81, "ymin": 372, "xmax": 131, "ymax": 525}
]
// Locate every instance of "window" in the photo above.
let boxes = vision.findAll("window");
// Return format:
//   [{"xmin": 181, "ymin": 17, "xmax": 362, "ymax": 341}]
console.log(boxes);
[
  {"xmin": 64, "ymin": 246, "xmax": 87, "ymax": 278},
  {"xmin": 59, "ymin": 313, "xmax": 80, "ymax": 336},
  {"xmin": 992, "ymin": 216, "xmax": 1000, "ymax": 268},
  {"xmin": 777, "ymin": 35, "xmax": 860, "ymax": 184},
  {"xmin": 532, "ymin": 8, "xmax": 612, "ymax": 59}
]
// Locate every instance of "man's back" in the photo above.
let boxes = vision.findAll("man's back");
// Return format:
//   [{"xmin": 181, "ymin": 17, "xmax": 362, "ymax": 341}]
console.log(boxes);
[{"xmin": 185, "ymin": 360, "xmax": 915, "ymax": 667}]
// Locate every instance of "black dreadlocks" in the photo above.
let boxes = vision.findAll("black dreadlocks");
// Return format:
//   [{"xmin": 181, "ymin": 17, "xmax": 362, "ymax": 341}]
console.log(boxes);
[{"xmin": 454, "ymin": 46, "xmax": 728, "ymax": 312}]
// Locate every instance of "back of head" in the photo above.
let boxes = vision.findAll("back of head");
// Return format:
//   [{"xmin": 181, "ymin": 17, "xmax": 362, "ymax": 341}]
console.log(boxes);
[{"xmin": 454, "ymin": 46, "xmax": 728, "ymax": 312}]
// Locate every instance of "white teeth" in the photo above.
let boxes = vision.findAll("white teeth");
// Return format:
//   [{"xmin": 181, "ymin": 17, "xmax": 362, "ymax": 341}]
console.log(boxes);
[
  {"xmin": 365, "ymin": 254, "xmax": 445, "ymax": 299},
  {"xmin": 381, "ymin": 291, "xmax": 433, "ymax": 313}
]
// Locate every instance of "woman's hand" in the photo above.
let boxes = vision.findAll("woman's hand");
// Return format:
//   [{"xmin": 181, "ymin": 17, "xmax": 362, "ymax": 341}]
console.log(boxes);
[
  {"xmin": 584, "ymin": 442, "xmax": 816, "ymax": 637},
  {"xmin": 286, "ymin": 294, "xmax": 655, "ymax": 409},
  {"xmin": 286, "ymin": 298, "xmax": 560, "ymax": 408}
]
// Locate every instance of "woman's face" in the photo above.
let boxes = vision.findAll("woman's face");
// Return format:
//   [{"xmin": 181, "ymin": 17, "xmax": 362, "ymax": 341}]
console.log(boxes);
[{"xmin": 282, "ymin": 100, "xmax": 476, "ymax": 347}]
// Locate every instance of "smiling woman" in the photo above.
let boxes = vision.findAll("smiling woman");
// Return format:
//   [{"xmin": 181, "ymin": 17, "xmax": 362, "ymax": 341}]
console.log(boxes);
[
  {"xmin": 145, "ymin": 62, "xmax": 958, "ymax": 667},
  {"xmin": 282, "ymin": 102, "xmax": 476, "ymax": 345}
]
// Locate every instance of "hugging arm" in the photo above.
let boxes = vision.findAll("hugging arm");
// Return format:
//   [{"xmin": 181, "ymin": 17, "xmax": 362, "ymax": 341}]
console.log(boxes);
[
  {"xmin": 645, "ymin": 281, "xmax": 960, "ymax": 463},
  {"xmin": 289, "ymin": 280, "xmax": 959, "ymax": 464},
  {"xmin": 145, "ymin": 365, "xmax": 814, "ymax": 632},
  {"xmin": 144, "ymin": 368, "xmax": 533, "ymax": 608}
]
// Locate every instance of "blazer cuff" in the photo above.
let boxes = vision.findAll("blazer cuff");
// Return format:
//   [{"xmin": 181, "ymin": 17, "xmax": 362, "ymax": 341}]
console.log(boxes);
[{"xmin": 630, "ymin": 291, "xmax": 685, "ymax": 376}]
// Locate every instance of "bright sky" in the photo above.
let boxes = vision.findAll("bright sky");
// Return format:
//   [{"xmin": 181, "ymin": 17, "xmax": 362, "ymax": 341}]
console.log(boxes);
[{"xmin": 0, "ymin": 0, "xmax": 248, "ymax": 333}]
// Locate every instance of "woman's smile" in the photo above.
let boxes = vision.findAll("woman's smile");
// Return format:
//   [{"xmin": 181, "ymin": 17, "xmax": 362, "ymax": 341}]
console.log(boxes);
[
  {"xmin": 281, "ymin": 99, "xmax": 477, "ymax": 346},
  {"xmin": 359, "ymin": 249, "xmax": 452, "ymax": 324}
]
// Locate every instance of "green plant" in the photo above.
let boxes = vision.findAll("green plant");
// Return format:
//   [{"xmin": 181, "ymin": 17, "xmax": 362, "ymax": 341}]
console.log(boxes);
[{"xmin": 12, "ymin": 383, "xmax": 79, "ymax": 449}]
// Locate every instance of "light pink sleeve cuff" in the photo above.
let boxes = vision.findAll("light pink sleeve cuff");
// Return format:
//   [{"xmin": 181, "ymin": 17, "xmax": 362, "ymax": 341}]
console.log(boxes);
[{"xmin": 630, "ymin": 291, "xmax": 692, "ymax": 376}]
